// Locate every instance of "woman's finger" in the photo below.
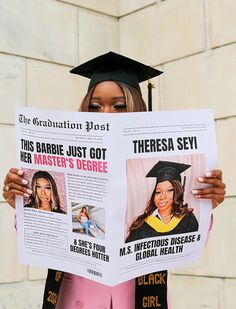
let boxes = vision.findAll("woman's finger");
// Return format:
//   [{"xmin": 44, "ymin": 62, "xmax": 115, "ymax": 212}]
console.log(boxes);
[
  {"xmin": 4, "ymin": 181, "xmax": 31, "ymax": 194},
  {"xmin": 2, "ymin": 168, "xmax": 31, "ymax": 208},
  {"xmin": 193, "ymin": 185, "xmax": 225, "ymax": 195},
  {"xmin": 4, "ymin": 170, "xmax": 28, "ymax": 187},
  {"xmin": 192, "ymin": 169, "xmax": 226, "ymax": 210},
  {"xmin": 192, "ymin": 187, "xmax": 225, "ymax": 209},
  {"xmin": 206, "ymin": 169, "xmax": 222, "ymax": 180},
  {"xmin": 197, "ymin": 176, "xmax": 226, "ymax": 189}
]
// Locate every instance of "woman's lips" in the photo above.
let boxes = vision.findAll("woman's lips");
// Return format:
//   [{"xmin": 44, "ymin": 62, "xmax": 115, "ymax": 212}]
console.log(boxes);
[
  {"xmin": 158, "ymin": 201, "xmax": 168, "ymax": 207},
  {"xmin": 40, "ymin": 197, "xmax": 49, "ymax": 203}
]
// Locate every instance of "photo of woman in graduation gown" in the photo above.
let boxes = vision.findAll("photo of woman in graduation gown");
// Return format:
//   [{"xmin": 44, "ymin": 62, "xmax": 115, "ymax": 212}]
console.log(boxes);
[{"xmin": 126, "ymin": 161, "xmax": 199, "ymax": 243}]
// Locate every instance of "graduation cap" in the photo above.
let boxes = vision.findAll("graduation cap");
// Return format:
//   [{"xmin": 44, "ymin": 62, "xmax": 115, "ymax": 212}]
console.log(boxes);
[
  {"xmin": 146, "ymin": 161, "xmax": 191, "ymax": 187},
  {"xmin": 70, "ymin": 51, "xmax": 163, "ymax": 111}
]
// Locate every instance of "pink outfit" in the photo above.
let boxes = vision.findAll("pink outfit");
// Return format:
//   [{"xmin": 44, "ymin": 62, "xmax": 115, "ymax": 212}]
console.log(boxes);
[
  {"xmin": 57, "ymin": 273, "xmax": 171, "ymax": 308},
  {"xmin": 56, "ymin": 274, "xmax": 136, "ymax": 309}
]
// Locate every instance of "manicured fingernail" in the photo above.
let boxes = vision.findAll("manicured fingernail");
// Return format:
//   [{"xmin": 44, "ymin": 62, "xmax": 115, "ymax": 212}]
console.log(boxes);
[
  {"xmin": 198, "ymin": 177, "xmax": 204, "ymax": 182},
  {"xmin": 206, "ymin": 172, "xmax": 212, "ymax": 177},
  {"xmin": 26, "ymin": 189, "xmax": 33, "ymax": 194},
  {"xmin": 22, "ymin": 179, "xmax": 28, "ymax": 185},
  {"xmin": 23, "ymin": 193, "xmax": 30, "ymax": 197},
  {"xmin": 192, "ymin": 190, "xmax": 198, "ymax": 194},
  {"xmin": 18, "ymin": 170, "xmax": 23, "ymax": 176}
]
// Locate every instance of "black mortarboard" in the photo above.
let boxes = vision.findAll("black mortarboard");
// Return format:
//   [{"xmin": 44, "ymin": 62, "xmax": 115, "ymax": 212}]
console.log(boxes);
[
  {"xmin": 146, "ymin": 161, "xmax": 191, "ymax": 184},
  {"xmin": 70, "ymin": 51, "xmax": 163, "ymax": 110}
]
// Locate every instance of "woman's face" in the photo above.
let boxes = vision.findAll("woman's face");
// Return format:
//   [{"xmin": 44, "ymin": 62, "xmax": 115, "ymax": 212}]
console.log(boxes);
[
  {"xmin": 36, "ymin": 178, "xmax": 52, "ymax": 206},
  {"xmin": 154, "ymin": 180, "xmax": 174, "ymax": 212},
  {"xmin": 88, "ymin": 81, "xmax": 127, "ymax": 113},
  {"xmin": 82, "ymin": 207, "xmax": 87, "ymax": 214}
]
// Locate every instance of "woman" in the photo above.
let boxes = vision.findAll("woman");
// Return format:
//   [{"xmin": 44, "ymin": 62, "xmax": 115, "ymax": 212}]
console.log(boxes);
[
  {"xmin": 76, "ymin": 206, "xmax": 97, "ymax": 236},
  {"xmin": 24, "ymin": 170, "xmax": 65, "ymax": 213},
  {"xmin": 2, "ymin": 52, "xmax": 226, "ymax": 309},
  {"xmin": 126, "ymin": 161, "xmax": 199, "ymax": 243}
]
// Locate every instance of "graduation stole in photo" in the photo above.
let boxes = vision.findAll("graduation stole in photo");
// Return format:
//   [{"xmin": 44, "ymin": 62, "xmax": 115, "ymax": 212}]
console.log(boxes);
[
  {"xmin": 42, "ymin": 269, "xmax": 64, "ymax": 309},
  {"xmin": 135, "ymin": 270, "xmax": 168, "ymax": 309},
  {"xmin": 145, "ymin": 214, "xmax": 184, "ymax": 233}
]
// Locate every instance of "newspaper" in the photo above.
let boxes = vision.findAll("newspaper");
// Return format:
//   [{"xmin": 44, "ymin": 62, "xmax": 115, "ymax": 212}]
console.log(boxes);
[{"xmin": 15, "ymin": 107, "xmax": 217, "ymax": 286}]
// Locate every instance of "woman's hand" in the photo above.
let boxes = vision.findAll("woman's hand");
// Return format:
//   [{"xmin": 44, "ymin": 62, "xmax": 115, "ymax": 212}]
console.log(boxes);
[
  {"xmin": 2, "ymin": 168, "xmax": 32, "ymax": 209},
  {"xmin": 192, "ymin": 169, "xmax": 226, "ymax": 209}
]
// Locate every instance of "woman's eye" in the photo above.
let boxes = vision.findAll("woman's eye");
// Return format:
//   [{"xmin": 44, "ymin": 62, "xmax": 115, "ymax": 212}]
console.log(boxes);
[
  {"xmin": 155, "ymin": 191, "xmax": 161, "ymax": 196},
  {"xmin": 113, "ymin": 102, "xmax": 126, "ymax": 110},
  {"xmin": 168, "ymin": 189, "xmax": 174, "ymax": 193},
  {"xmin": 89, "ymin": 102, "xmax": 101, "ymax": 110},
  {"xmin": 45, "ymin": 186, "xmax": 51, "ymax": 190}
]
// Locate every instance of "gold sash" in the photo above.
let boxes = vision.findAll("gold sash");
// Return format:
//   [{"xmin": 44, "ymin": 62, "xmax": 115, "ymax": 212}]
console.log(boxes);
[{"xmin": 145, "ymin": 214, "xmax": 185, "ymax": 233}]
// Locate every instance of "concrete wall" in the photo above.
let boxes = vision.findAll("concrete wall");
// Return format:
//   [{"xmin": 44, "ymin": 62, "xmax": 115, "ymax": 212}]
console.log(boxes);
[{"xmin": 0, "ymin": 0, "xmax": 235, "ymax": 308}]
